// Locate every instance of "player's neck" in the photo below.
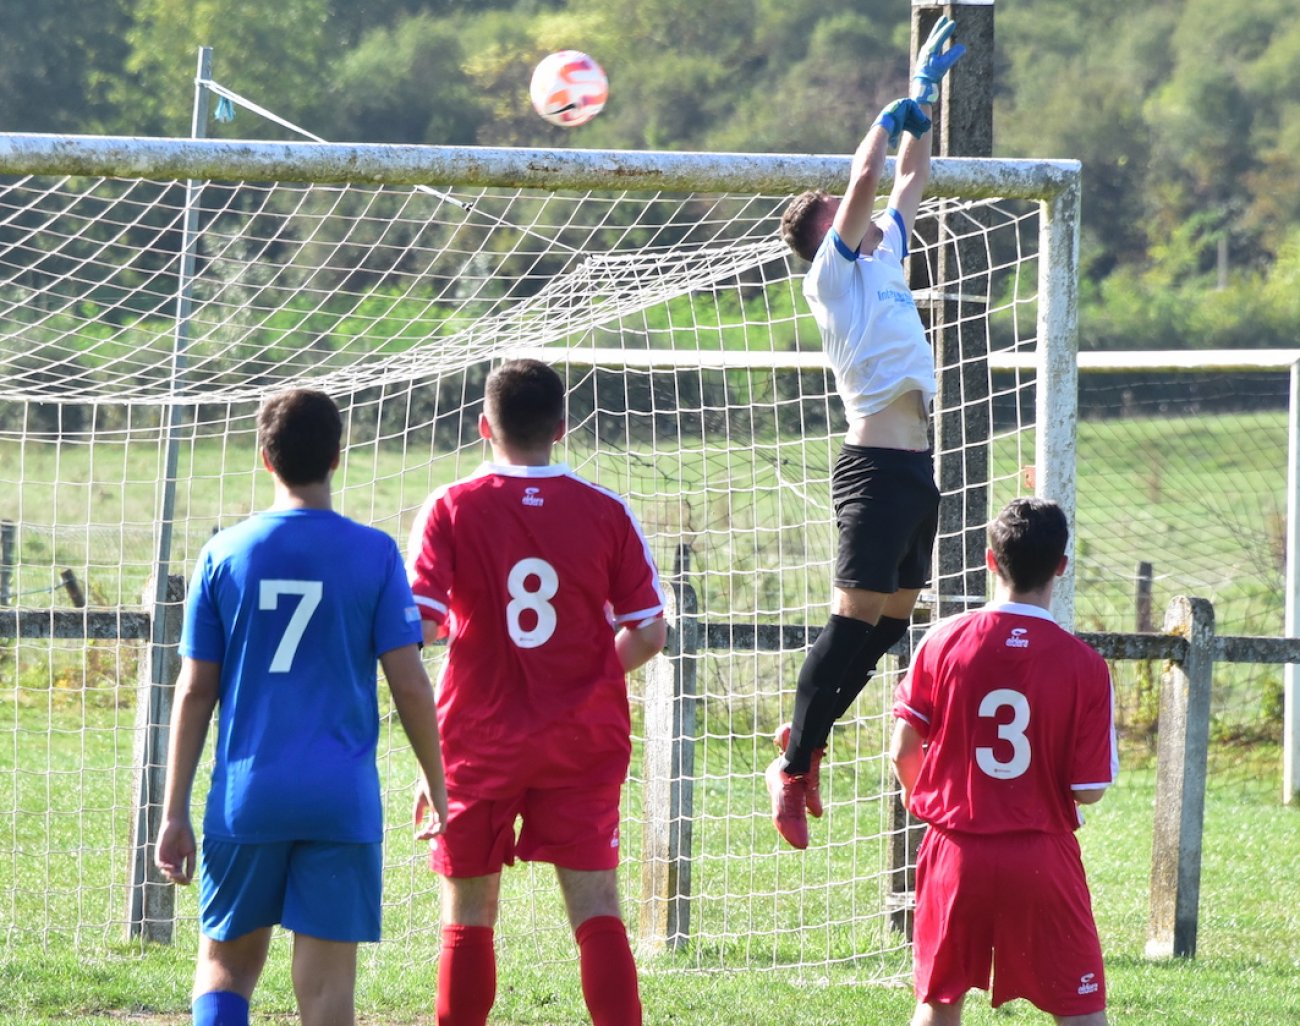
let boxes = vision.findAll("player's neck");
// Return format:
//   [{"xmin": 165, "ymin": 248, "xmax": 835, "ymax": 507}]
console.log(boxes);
[
  {"xmin": 489, "ymin": 441, "xmax": 555, "ymax": 467},
  {"xmin": 994, "ymin": 580, "xmax": 1053, "ymax": 611},
  {"xmin": 271, "ymin": 479, "xmax": 332, "ymax": 511}
]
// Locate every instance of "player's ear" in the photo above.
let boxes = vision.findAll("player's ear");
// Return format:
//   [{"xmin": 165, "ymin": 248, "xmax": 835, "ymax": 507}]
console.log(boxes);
[
  {"xmin": 553, "ymin": 419, "xmax": 566, "ymax": 442},
  {"xmin": 478, "ymin": 413, "xmax": 492, "ymax": 441},
  {"xmin": 259, "ymin": 448, "xmax": 274, "ymax": 474},
  {"xmin": 984, "ymin": 547, "xmax": 998, "ymax": 574},
  {"xmin": 1055, "ymin": 554, "xmax": 1069, "ymax": 578}
]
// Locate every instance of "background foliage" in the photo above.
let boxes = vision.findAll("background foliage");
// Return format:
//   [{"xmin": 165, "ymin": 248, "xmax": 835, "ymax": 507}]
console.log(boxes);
[{"xmin": 1, "ymin": 0, "xmax": 1296, "ymax": 352}]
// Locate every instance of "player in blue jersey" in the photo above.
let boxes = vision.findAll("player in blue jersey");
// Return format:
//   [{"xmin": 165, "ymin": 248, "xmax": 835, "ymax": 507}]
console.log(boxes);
[
  {"xmin": 767, "ymin": 18, "xmax": 966, "ymax": 849},
  {"xmin": 154, "ymin": 388, "xmax": 448, "ymax": 1026}
]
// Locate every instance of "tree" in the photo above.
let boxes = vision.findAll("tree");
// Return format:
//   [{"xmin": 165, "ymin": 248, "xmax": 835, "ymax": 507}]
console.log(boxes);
[
  {"xmin": 115, "ymin": 0, "xmax": 337, "ymax": 137},
  {"xmin": 707, "ymin": 8, "xmax": 907, "ymax": 155},
  {"xmin": 325, "ymin": 13, "xmax": 487, "ymax": 145},
  {"xmin": 996, "ymin": 0, "xmax": 1176, "ymax": 278},
  {"xmin": 0, "ymin": 0, "xmax": 133, "ymax": 133}
]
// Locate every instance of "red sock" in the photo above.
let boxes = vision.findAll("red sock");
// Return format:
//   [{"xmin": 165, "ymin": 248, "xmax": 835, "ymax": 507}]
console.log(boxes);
[
  {"xmin": 575, "ymin": 915, "xmax": 642, "ymax": 1026},
  {"xmin": 436, "ymin": 925, "xmax": 496, "ymax": 1026}
]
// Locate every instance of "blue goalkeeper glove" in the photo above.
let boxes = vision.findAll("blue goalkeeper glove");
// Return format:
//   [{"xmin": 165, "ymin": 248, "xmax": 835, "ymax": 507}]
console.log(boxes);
[
  {"xmin": 872, "ymin": 98, "xmax": 932, "ymax": 148},
  {"xmin": 910, "ymin": 15, "xmax": 967, "ymax": 104}
]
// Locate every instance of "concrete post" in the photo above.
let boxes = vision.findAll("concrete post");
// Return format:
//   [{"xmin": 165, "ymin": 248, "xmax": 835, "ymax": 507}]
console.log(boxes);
[
  {"xmin": 913, "ymin": 1, "xmax": 996, "ymax": 618},
  {"xmin": 639, "ymin": 546, "xmax": 699, "ymax": 952},
  {"xmin": 1146, "ymin": 595, "xmax": 1214, "ymax": 959}
]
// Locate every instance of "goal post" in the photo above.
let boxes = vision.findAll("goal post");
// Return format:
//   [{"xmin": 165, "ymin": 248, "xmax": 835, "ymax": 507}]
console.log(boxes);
[{"xmin": 0, "ymin": 133, "xmax": 1079, "ymax": 979}]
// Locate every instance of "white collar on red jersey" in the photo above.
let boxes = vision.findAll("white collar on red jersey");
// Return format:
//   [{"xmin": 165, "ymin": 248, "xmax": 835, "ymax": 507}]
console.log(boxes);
[
  {"xmin": 478, "ymin": 461, "xmax": 572, "ymax": 478},
  {"xmin": 982, "ymin": 600, "xmax": 1057, "ymax": 623}
]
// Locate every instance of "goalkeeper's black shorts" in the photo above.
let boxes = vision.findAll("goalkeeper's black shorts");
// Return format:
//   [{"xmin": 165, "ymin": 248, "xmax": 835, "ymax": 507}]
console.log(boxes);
[{"xmin": 831, "ymin": 444, "xmax": 939, "ymax": 594}]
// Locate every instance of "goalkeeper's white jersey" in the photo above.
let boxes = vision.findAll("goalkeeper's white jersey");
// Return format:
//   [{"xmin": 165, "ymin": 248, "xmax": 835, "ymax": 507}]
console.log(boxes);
[{"xmin": 802, "ymin": 210, "xmax": 936, "ymax": 418}]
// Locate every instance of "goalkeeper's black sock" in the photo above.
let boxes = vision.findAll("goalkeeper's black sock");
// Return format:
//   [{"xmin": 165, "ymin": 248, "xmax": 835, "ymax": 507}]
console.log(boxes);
[
  {"xmin": 813, "ymin": 614, "xmax": 912, "ymax": 748},
  {"xmin": 783, "ymin": 614, "xmax": 872, "ymax": 775}
]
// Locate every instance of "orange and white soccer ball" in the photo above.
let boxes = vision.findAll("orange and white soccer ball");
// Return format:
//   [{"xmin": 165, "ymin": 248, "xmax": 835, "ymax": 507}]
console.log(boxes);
[{"xmin": 529, "ymin": 50, "xmax": 608, "ymax": 128}]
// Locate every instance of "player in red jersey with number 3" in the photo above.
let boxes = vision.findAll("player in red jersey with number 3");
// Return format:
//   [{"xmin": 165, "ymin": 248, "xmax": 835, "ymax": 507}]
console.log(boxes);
[
  {"xmin": 406, "ymin": 359, "xmax": 667, "ymax": 1026},
  {"xmin": 891, "ymin": 498, "xmax": 1117, "ymax": 1026}
]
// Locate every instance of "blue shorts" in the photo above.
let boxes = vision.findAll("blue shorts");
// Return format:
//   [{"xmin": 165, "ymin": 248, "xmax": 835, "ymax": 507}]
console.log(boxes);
[{"xmin": 198, "ymin": 838, "xmax": 383, "ymax": 943}]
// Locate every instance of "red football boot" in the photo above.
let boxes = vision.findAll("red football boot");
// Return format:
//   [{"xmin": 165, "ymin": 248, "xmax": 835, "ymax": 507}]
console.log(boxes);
[
  {"xmin": 774, "ymin": 722, "xmax": 825, "ymax": 818},
  {"xmin": 764, "ymin": 756, "xmax": 809, "ymax": 850}
]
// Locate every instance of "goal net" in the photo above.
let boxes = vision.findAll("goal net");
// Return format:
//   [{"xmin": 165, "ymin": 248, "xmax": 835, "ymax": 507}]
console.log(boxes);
[{"xmin": 0, "ymin": 128, "xmax": 1076, "ymax": 984}]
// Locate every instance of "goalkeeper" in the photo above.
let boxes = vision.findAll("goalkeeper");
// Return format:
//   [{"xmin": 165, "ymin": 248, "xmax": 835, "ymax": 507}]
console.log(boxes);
[{"xmin": 769, "ymin": 17, "xmax": 965, "ymax": 849}]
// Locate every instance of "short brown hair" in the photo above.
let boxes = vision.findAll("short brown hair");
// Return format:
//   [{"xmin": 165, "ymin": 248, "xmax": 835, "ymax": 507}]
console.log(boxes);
[
  {"xmin": 780, "ymin": 190, "xmax": 835, "ymax": 262},
  {"xmin": 484, "ymin": 359, "xmax": 565, "ymax": 449},
  {"xmin": 988, "ymin": 498, "xmax": 1069, "ymax": 593},
  {"xmin": 257, "ymin": 388, "xmax": 341, "ymax": 486}
]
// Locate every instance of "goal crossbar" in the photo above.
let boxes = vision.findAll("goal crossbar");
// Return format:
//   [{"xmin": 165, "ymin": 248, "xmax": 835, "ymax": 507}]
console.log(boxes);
[{"xmin": 0, "ymin": 132, "xmax": 1080, "ymax": 199}]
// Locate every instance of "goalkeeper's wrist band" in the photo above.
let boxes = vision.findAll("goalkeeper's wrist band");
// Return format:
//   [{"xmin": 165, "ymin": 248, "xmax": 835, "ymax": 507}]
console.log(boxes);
[{"xmin": 911, "ymin": 77, "xmax": 939, "ymax": 103}]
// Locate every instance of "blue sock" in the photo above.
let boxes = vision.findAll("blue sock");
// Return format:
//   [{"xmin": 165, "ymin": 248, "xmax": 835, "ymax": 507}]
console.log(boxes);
[{"xmin": 192, "ymin": 990, "xmax": 249, "ymax": 1026}]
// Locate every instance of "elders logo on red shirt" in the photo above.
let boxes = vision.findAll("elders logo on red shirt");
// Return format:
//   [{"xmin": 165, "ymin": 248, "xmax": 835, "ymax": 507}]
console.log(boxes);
[
  {"xmin": 522, "ymin": 486, "xmax": 545, "ymax": 507},
  {"xmin": 1005, "ymin": 627, "xmax": 1030, "ymax": 648}
]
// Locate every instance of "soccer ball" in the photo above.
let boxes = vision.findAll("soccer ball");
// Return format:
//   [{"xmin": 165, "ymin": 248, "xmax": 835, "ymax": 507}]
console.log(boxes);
[{"xmin": 529, "ymin": 50, "xmax": 608, "ymax": 128}]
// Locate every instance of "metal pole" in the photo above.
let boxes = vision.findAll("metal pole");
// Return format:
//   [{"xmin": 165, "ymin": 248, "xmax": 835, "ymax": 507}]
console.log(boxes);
[
  {"xmin": 0, "ymin": 134, "xmax": 1081, "ymax": 199},
  {"xmin": 148, "ymin": 46, "xmax": 211, "ymax": 619},
  {"xmin": 1135, "ymin": 561, "xmax": 1154, "ymax": 633},
  {"xmin": 130, "ymin": 46, "xmax": 213, "ymax": 942},
  {"xmin": 1284, "ymin": 361, "xmax": 1299, "ymax": 804}
]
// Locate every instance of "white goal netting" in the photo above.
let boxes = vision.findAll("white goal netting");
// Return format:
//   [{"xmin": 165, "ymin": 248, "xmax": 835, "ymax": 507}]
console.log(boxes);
[{"xmin": 0, "ymin": 139, "xmax": 1060, "ymax": 983}]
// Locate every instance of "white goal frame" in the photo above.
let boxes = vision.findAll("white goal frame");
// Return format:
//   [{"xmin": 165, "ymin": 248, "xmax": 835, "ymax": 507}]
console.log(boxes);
[{"xmin": 0, "ymin": 132, "xmax": 1081, "ymax": 974}]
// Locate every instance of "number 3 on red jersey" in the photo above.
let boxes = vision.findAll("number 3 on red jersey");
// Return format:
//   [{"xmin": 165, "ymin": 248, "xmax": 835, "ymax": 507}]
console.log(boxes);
[{"xmin": 976, "ymin": 688, "xmax": 1031, "ymax": 780}]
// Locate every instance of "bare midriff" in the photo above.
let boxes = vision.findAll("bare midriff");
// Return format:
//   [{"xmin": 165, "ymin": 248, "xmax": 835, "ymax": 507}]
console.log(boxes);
[{"xmin": 844, "ymin": 390, "xmax": 930, "ymax": 451}]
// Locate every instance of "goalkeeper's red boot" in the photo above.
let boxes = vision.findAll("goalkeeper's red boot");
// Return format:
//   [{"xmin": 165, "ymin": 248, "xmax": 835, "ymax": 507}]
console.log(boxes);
[
  {"xmin": 764, "ymin": 756, "xmax": 809, "ymax": 850},
  {"xmin": 774, "ymin": 723, "xmax": 826, "ymax": 818}
]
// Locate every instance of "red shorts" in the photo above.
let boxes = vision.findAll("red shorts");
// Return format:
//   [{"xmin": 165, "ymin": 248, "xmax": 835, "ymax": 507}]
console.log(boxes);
[
  {"xmin": 429, "ymin": 782, "xmax": 623, "ymax": 878},
  {"xmin": 913, "ymin": 828, "xmax": 1106, "ymax": 1017}
]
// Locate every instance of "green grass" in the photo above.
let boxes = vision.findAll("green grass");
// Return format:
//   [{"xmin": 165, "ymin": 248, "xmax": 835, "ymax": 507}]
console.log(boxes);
[
  {"xmin": 2, "ymin": 408, "xmax": 1295, "ymax": 1021},
  {"xmin": 1, "ymin": 764, "xmax": 1297, "ymax": 1025}
]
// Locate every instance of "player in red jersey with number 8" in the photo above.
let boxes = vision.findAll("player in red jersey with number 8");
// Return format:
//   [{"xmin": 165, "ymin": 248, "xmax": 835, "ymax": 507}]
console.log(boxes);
[
  {"xmin": 406, "ymin": 358, "xmax": 667, "ymax": 1026},
  {"xmin": 891, "ymin": 498, "xmax": 1117, "ymax": 1026}
]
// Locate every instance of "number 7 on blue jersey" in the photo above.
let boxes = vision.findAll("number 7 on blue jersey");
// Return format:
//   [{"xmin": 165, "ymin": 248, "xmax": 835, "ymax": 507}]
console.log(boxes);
[{"xmin": 259, "ymin": 579, "xmax": 323, "ymax": 672}]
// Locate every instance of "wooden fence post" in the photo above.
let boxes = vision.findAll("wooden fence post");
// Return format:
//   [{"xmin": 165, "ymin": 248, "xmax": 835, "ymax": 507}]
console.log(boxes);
[
  {"xmin": 639, "ymin": 546, "xmax": 699, "ymax": 952},
  {"xmin": 1146, "ymin": 595, "xmax": 1214, "ymax": 958},
  {"xmin": 126, "ymin": 574, "xmax": 185, "ymax": 943},
  {"xmin": 0, "ymin": 520, "xmax": 14, "ymax": 606},
  {"xmin": 1135, "ymin": 561, "xmax": 1154, "ymax": 632}
]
